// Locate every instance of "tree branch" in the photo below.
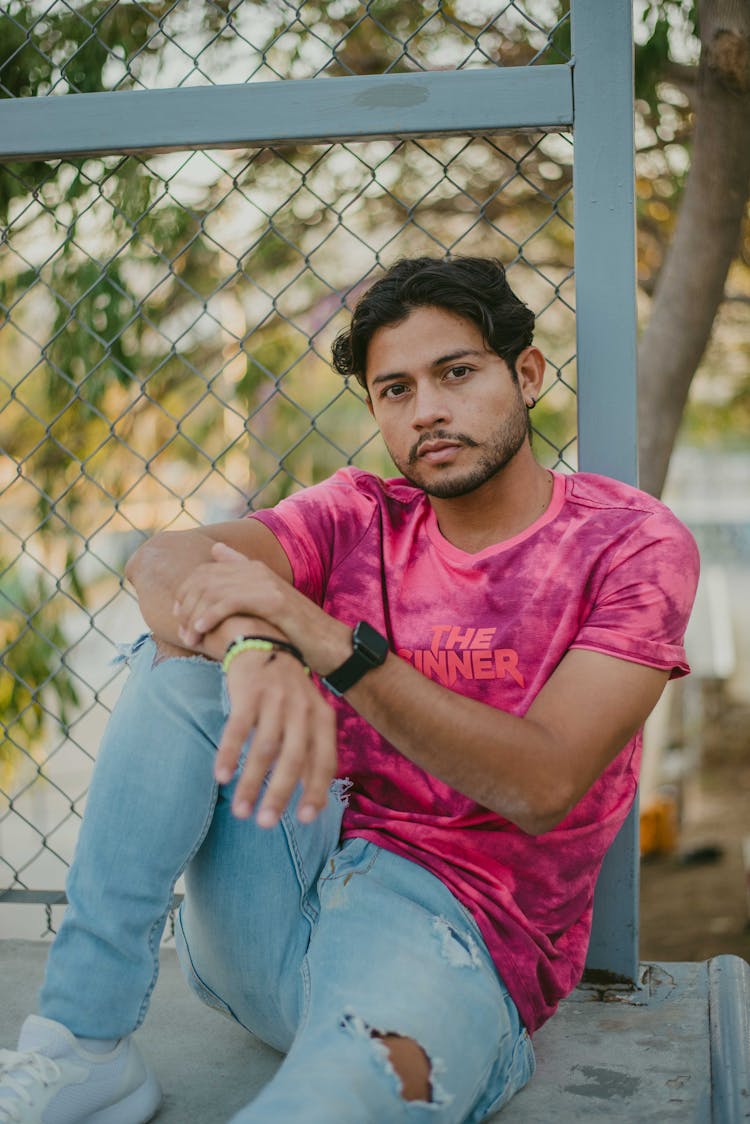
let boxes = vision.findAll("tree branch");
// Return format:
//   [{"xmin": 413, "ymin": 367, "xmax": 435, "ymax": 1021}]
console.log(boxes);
[
  {"xmin": 662, "ymin": 60, "xmax": 699, "ymax": 92},
  {"xmin": 637, "ymin": 0, "xmax": 750, "ymax": 496}
]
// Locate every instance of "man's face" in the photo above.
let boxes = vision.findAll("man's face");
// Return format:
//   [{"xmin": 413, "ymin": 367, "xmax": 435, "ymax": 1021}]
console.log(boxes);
[{"xmin": 365, "ymin": 305, "xmax": 530, "ymax": 499}]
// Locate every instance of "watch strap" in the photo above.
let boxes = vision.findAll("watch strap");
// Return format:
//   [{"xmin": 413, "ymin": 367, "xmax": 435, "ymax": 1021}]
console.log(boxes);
[{"xmin": 322, "ymin": 621, "xmax": 388, "ymax": 697}]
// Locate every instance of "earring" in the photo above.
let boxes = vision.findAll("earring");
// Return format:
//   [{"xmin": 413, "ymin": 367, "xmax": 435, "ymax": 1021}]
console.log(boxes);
[{"xmin": 526, "ymin": 396, "xmax": 537, "ymax": 410}]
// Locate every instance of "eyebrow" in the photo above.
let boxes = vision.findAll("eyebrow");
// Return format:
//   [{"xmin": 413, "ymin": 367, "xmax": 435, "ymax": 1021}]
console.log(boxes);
[{"xmin": 369, "ymin": 349, "xmax": 486, "ymax": 387}]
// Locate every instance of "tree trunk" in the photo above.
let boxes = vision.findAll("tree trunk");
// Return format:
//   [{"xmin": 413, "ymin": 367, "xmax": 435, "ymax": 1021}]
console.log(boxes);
[{"xmin": 637, "ymin": 0, "xmax": 750, "ymax": 497}]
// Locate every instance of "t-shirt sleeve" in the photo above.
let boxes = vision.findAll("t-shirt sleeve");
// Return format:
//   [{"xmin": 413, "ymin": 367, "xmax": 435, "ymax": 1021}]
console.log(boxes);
[
  {"xmin": 570, "ymin": 510, "xmax": 700, "ymax": 677},
  {"xmin": 248, "ymin": 468, "xmax": 377, "ymax": 604}
]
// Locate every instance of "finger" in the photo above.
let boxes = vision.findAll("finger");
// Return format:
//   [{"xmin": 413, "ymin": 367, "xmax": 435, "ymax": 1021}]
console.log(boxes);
[
  {"xmin": 175, "ymin": 586, "xmax": 213, "ymax": 643},
  {"xmin": 174, "ymin": 567, "xmax": 210, "ymax": 622},
  {"xmin": 215, "ymin": 702, "xmax": 258, "ymax": 785},
  {"xmin": 181, "ymin": 589, "xmax": 227, "ymax": 643},
  {"xmin": 255, "ymin": 706, "xmax": 309, "ymax": 828},
  {"xmin": 191, "ymin": 592, "xmax": 259, "ymax": 638},
  {"xmin": 179, "ymin": 621, "xmax": 206, "ymax": 648},
  {"xmin": 212, "ymin": 541, "xmax": 247, "ymax": 562},
  {"xmin": 297, "ymin": 703, "xmax": 338, "ymax": 823},
  {"xmin": 179, "ymin": 596, "xmax": 212, "ymax": 645},
  {"xmin": 232, "ymin": 693, "xmax": 284, "ymax": 818},
  {"xmin": 174, "ymin": 560, "xmax": 236, "ymax": 628},
  {"xmin": 179, "ymin": 572, "xmax": 242, "ymax": 643}
]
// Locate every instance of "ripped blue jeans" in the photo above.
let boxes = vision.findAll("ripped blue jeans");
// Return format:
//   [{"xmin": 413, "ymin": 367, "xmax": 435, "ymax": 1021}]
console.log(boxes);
[{"xmin": 39, "ymin": 636, "xmax": 535, "ymax": 1123}]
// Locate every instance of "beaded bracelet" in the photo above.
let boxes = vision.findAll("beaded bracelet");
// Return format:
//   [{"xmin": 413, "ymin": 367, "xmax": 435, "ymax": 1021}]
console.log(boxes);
[{"xmin": 222, "ymin": 635, "xmax": 310, "ymax": 676}]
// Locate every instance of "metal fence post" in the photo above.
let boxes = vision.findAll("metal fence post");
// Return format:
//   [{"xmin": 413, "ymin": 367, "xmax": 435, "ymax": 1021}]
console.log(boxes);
[{"xmin": 572, "ymin": 0, "xmax": 640, "ymax": 981}]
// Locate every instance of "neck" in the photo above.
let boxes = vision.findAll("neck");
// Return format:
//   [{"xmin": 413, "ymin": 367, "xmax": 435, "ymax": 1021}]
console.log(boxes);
[{"xmin": 429, "ymin": 448, "xmax": 553, "ymax": 554}]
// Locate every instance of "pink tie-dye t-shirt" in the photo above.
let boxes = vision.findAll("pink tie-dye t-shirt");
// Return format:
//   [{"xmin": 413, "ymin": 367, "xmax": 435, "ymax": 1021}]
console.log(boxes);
[{"xmin": 251, "ymin": 467, "xmax": 699, "ymax": 1033}]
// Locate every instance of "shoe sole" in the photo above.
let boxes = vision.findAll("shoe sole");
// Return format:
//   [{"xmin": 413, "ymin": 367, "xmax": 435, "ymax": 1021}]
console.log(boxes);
[{"xmin": 83, "ymin": 1070, "xmax": 162, "ymax": 1124}]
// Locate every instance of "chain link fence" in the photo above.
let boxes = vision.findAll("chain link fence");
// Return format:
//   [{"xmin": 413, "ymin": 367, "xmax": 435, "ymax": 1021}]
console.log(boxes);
[{"xmin": 1, "ymin": 0, "xmax": 576, "ymax": 936}]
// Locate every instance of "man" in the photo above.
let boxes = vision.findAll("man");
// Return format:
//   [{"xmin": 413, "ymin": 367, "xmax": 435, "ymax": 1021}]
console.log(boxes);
[{"xmin": 0, "ymin": 257, "xmax": 698, "ymax": 1122}]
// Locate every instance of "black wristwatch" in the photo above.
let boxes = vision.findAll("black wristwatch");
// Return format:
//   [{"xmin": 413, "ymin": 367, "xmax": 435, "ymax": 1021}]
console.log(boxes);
[{"xmin": 322, "ymin": 621, "xmax": 389, "ymax": 697}]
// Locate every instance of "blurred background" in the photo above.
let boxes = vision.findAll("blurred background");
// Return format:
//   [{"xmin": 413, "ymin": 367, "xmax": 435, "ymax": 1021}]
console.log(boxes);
[{"xmin": 0, "ymin": 0, "xmax": 748, "ymax": 963}]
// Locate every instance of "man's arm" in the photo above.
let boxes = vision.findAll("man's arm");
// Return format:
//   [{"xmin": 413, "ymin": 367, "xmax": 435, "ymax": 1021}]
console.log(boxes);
[
  {"xmin": 174, "ymin": 549, "xmax": 670, "ymax": 834},
  {"xmin": 126, "ymin": 523, "xmax": 339, "ymax": 830},
  {"xmin": 125, "ymin": 519, "xmax": 293, "ymax": 657},
  {"xmin": 343, "ymin": 645, "xmax": 668, "ymax": 834}
]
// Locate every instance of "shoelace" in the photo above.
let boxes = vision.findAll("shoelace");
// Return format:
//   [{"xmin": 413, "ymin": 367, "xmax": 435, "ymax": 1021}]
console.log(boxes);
[{"xmin": 0, "ymin": 1049, "xmax": 62, "ymax": 1123}]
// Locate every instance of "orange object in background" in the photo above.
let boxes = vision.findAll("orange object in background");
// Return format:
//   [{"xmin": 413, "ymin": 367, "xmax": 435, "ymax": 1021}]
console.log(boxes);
[{"xmin": 640, "ymin": 794, "xmax": 679, "ymax": 858}]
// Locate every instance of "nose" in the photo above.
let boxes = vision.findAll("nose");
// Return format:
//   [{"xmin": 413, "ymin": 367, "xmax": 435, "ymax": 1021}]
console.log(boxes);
[{"xmin": 411, "ymin": 384, "xmax": 452, "ymax": 430}]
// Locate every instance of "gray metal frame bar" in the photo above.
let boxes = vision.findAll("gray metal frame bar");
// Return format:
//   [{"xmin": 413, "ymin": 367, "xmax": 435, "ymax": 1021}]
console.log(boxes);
[
  {"xmin": 0, "ymin": 66, "xmax": 572, "ymax": 162},
  {"xmin": 572, "ymin": 0, "xmax": 639, "ymax": 982},
  {"xmin": 708, "ymin": 955, "xmax": 750, "ymax": 1120}
]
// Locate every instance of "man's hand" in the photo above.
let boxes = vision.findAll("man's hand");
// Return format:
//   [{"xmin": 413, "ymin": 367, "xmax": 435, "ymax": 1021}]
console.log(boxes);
[
  {"xmin": 173, "ymin": 541, "xmax": 287, "ymax": 649},
  {"xmin": 126, "ymin": 518, "xmax": 294, "ymax": 650},
  {"xmin": 173, "ymin": 541, "xmax": 352, "ymax": 675},
  {"xmin": 173, "ymin": 541, "xmax": 350, "ymax": 827},
  {"xmin": 217, "ymin": 645, "xmax": 338, "ymax": 828}
]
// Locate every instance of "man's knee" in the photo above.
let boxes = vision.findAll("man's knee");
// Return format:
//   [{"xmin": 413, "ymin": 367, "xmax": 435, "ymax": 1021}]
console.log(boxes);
[
  {"xmin": 151, "ymin": 637, "xmax": 195, "ymax": 665},
  {"xmin": 374, "ymin": 1033, "xmax": 432, "ymax": 1103}
]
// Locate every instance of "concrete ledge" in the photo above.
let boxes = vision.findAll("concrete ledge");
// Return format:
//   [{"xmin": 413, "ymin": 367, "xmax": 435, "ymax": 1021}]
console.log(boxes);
[
  {"xmin": 2, "ymin": 941, "xmax": 748, "ymax": 1121},
  {"xmin": 0, "ymin": 940, "xmax": 282, "ymax": 1122}
]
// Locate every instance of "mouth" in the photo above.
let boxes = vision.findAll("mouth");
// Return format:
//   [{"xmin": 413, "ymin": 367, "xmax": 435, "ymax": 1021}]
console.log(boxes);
[{"xmin": 417, "ymin": 440, "xmax": 465, "ymax": 464}]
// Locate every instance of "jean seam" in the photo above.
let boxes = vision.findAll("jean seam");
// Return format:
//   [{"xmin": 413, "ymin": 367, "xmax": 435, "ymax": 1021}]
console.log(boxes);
[
  {"xmin": 470, "ymin": 1026, "xmax": 535, "ymax": 1122},
  {"xmin": 318, "ymin": 842, "xmax": 380, "ymax": 883},
  {"xmin": 295, "ymin": 845, "xmax": 379, "ymax": 1037},
  {"xmin": 279, "ymin": 782, "xmax": 349, "ymax": 928},
  {"xmin": 175, "ymin": 908, "xmax": 234, "ymax": 1019},
  {"xmin": 450, "ymin": 998, "xmax": 517, "ymax": 1123},
  {"xmin": 279, "ymin": 810, "xmax": 321, "ymax": 930},
  {"xmin": 297, "ymin": 953, "xmax": 313, "ymax": 1034},
  {"xmin": 175, "ymin": 908, "xmax": 270, "ymax": 1037}
]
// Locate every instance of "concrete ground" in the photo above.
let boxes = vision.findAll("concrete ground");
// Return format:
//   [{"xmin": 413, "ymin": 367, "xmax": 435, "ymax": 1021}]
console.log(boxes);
[{"xmin": 1, "ymin": 940, "xmax": 747, "ymax": 1121}]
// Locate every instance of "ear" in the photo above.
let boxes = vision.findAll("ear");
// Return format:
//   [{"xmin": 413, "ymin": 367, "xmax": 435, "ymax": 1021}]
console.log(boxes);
[
  {"xmin": 365, "ymin": 394, "xmax": 374, "ymax": 417},
  {"xmin": 513, "ymin": 346, "xmax": 545, "ymax": 406}
]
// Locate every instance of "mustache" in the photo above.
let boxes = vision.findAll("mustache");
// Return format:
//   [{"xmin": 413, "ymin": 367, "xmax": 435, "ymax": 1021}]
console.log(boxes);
[{"xmin": 408, "ymin": 431, "xmax": 479, "ymax": 465}]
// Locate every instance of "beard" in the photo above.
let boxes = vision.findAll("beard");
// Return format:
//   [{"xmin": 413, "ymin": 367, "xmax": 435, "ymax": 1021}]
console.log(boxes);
[{"xmin": 390, "ymin": 391, "xmax": 530, "ymax": 499}]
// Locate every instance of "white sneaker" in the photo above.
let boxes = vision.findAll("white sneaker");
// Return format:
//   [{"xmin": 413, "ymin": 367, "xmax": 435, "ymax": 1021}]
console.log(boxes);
[{"xmin": 0, "ymin": 1016, "xmax": 162, "ymax": 1124}]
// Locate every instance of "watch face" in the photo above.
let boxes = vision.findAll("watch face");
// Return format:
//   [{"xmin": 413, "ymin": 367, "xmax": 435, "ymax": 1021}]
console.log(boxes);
[
  {"xmin": 322, "ymin": 620, "xmax": 389, "ymax": 697},
  {"xmin": 354, "ymin": 621, "xmax": 389, "ymax": 665}
]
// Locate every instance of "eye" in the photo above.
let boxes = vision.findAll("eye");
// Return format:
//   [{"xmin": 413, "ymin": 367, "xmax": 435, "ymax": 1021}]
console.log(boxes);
[
  {"xmin": 446, "ymin": 365, "xmax": 471, "ymax": 380},
  {"xmin": 381, "ymin": 382, "xmax": 409, "ymax": 400}
]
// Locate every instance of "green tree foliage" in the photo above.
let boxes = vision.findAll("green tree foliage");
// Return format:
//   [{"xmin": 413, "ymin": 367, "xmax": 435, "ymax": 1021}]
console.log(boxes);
[{"xmin": 1, "ymin": 561, "xmax": 80, "ymax": 781}]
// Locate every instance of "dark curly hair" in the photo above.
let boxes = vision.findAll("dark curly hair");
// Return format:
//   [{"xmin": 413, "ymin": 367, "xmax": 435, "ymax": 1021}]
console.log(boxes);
[{"xmin": 331, "ymin": 257, "xmax": 535, "ymax": 390}]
